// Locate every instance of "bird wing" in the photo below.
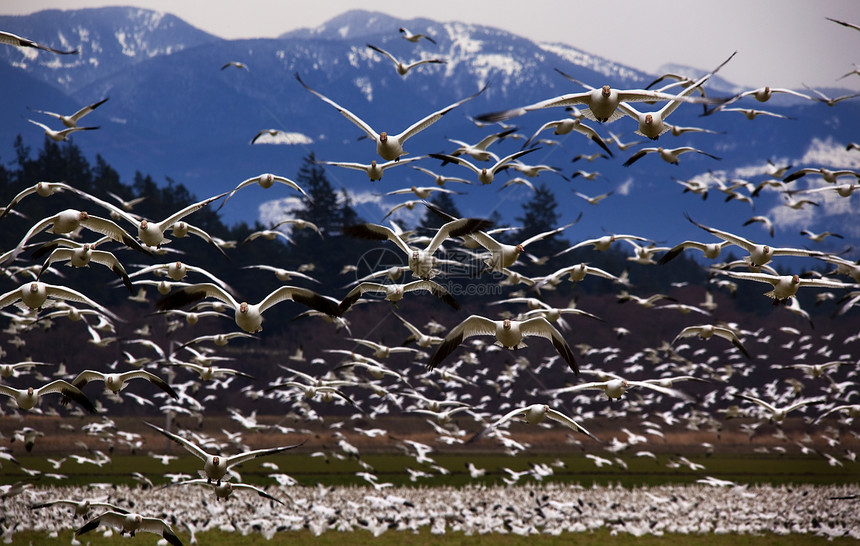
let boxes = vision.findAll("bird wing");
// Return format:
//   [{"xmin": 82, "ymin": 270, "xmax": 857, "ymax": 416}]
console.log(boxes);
[
  {"xmin": 426, "ymin": 217, "xmax": 494, "ymax": 254},
  {"xmin": 295, "ymin": 73, "xmax": 379, "ymax": 140},
  {"xmin": 139, "ymin": 517, "xmax": 182, "ymax": 546},
  {"xmin": 233, "ymin": 482, "xmax": 286, "ymax": 504},
  {"xmin": 546, "ymin": 408, "xmax": 599, "ymax": 440},
  {"xmin": 736, "ymin": 394, "xmax": 777, "ymax": 414},
  {"xmin": 519, "ymin": 317, "xmax": 578, "ymax": 373},
  {"xmin": 342, "ymin": 222, "xmax": 412, "ymax": 256},
  {"xmin": 75, "ymin": 511, "xmax": 127, "ymax": 536},
  {"xmin": 622, "ymin": 148, "xmax": 652, "ymax": 167},
  {"xmin": 144, "ymin": 422, "xmax": 210, "ymax": 461},
  {"xmin": 427, "ymin": 315, "xmax": 496, "ymax": 369},
  {"xmin": 258, "ymin": 286, "xmax": 341, "ymax": 317},
  {"xmin": 122, "ymin": 370, "xmax": 178, "ymax": 399},
  {"xmin": 70, "ymin": 98, "xmax": 110, "ymax": 122},
  {"xmin": 367, "ymin": 44, "xmax": 400, "ymax": 65},
  {"xmin": 43, "ymin": 283, "xmax": 121, "ymax": 322},
  {"xmin": 628, "ymin": 380, "xmax": 695, "ymax": 402},
  {"xmin": 224, "ymin": 440, "xmax": 306, "ymax": 467},
  {"xmin": 157, "ymin": 191, "xmax": 228, "ymax": 230},
  {"xmin": 395, "ymin": 84, "xmax": 488, "ymax": 143}
]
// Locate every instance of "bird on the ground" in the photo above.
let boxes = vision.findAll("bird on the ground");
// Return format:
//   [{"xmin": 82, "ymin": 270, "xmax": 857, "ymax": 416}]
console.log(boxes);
[
  {"xmin": 427, "ymin": 315, "xmax": 578, "ymax": 373},
  {"xmin": 145, "ymin": 422, "xmax": 305, "ymax": 484},
  {"xmin": 0, "ymin": 30, "xmax": 78, "ymax": 54},
  {"xmin": 296, "ymin": 73, "xmax": 485, "ymax": 161},
  {"xmin": 366, "ymin": 43, "xmax": 445, "ymax": 76},
  {"xmin": 76, "ymin": 511, "xmax": 182, "ymax": 546},
  {"xmin": 28, "ymin": 97, "xmax": 109, "ymax": 128}
]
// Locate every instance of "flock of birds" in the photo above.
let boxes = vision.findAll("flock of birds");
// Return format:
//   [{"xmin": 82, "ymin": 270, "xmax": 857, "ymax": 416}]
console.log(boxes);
[{"xmin": 1, "ymin": 16, "xmax": 860, "ymax": 544}]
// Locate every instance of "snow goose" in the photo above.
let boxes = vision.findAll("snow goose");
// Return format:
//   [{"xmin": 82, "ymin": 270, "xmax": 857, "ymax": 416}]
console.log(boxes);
[
  {"xmin": 218, "ymin": 173, "xmax": 308, "ymax": 210},
  {"xmin": 0, "ymin": 361, "xmax": 54, "ymax": 379},
  {"xmin": 6, "ymin": 209, "xmax": 149, "ymax": 264},
  {"xmin": 221, "ymin": 61, "xmax": 249, "ymax": 71},
  {"xmin": 623, "ymin": 146, "xmax": 720, "ymax": 166},
  {"xmin": 783, "ymin": 167, "xmax": 860, "ymax": 183},
  {"xmin": 672, "ymin": 324, "xmax": 751, "ymax": 358},
  {"xmin": 26, "ymin": 118, "xmax": 98, "ymax": 142},
  {"xmin": 344, "ymin": 337, "xmax": 421, "ymax": 359},
  {"xmin": 554, "ymin": 233, "xmax": 650, "ymax": 257},
  {"xmin": 158, "ymin": 281, "xmax": 340, "ymax": 333},
  {"xmin": 573, "ymin": 190, "xmax": 613, "ymax": 205},
  {"xmin": 0, "ymin": 380, "xmax": 95, "ymax": 413},
  {"xmin": 338, "ymin": 279, "xmax": 459, "ymax": 314},
  {"xmin": 658, "ymin": 240, "xmax": 731, "ymax": 264},
  {"xmin": 343, "ymin": 214, "xmax": 492, "ymax": 279},
  {"xmin": 316, "ymin": 156, "xmax": 422, "ymax": 181},
  {"xmin": 685, "ymin": 213, "xmax": 824, "ymax": 270},
  {"xmin": 742, "ymin": 216, "xmax": 775, "ymax": 238},
  {"xmin": 734, "ymin": 394, "xmax": 822, "ymax": 422},
  {"xmin": 386, "ymin": 185, "xmax": 461, "ymax": 199},
  {"xmin": 296, "ymin": 73, "xmax": 486, "ymax": 161},
  {"xmin": 30, "ymin": 498, "xmax": 128, "ymax": 519},
  {"xmin": 718, "ymin": 107, "xmax": 795, "ymax": 120},
  {"xmin": 145, "ymin": 421, "xmax": 305, "ymax": 484},
  {"xmin": 167, "ymin": 477, "xmax": 284, "ymax": 504},
  {"xmin": 800, "ymin": 229, "xmax": 844, "ymax": 242},
  {"xmin": 714, "ymin": 271, "xmax": 856, "ymax": 305},
  {"xmin": 802, "ymin": 85, "xmax": 860, "ymax": 106},
  {"xmin": 521, "ymin": 118, "xmax": 612, "ymax": 155},
  {"xmin": 367, "ymin": 43, "xmax": 445, "ymax": 76},
  {"xmin": 476, "ymin": 68, "xmax": 714, "ymax": 124},
  {"xmin": 76, "ymin": 511, "xmax": 182, "ymax": 546},
  {"xmin": 399, "ymin": 27, "xmax": 436, "ymax": 44},
  {"xmin": 471, "ymin": 403, "xmax": 598, "ymax": 443},
  {"xmin": 395, "ymin": 311, "xmax": 445, "ymax": 347},
  {"xmin": 410, "ymin": 165, "xmax": 472, "ymax": 186},
  {"xmin": 0, "ymin": 281, "xmax": 119, "ymax": 321},
  {"xmin": 425, "ymin": 202, "xmax": 575, "ymax": 271},
  {"xmin": 428, "ymin": 148, "xmax": 537, "ymax": 185},
  {"xmin": 66, "ymin": 369, "xmax": 178, "ymax": 400},
  {"xmin": 0, "ymin": 30, "xmax": 78, "ymax": 54},
  {"xmin": 38, "ymin": 243, "xmax": 134, "ymax": 293},
  {"xmin": 545, "ymin": 375, "xmax": 694, "ymax": 402},
  {"xmin": 534, "ymin": 263, "xmax": 621, "ymax": 289},
  {"xmin": 28, "ymin": 97, "xmax": 109, "ymax": 128},
  {"xmin": 446, "ymin": 128, "xmax": 516, "ymax": 162},
  {"xmin": 118, "ymin": 191, "xmax": 228, "ymax": 248},
  {"xmin": 427, "ymin": 315, "xmax": 578, "ymax": 373}
]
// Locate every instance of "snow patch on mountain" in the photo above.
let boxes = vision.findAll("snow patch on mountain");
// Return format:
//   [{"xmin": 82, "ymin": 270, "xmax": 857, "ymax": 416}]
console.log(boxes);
[{"xmin": 538, "ymin": 43, "xmax": 640, "ymax": 82}]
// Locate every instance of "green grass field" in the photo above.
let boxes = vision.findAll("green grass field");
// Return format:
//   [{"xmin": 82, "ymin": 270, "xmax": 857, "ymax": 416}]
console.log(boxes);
[{"xmin": 6, "ymin": 451, "xmax": 858, "ymax": 488}]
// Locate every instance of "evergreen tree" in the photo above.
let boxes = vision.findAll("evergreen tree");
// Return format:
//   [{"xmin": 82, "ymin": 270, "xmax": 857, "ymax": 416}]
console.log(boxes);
[
  {"xmin": 418, "ymin": 191, "xmax": 462, "ymax": 230},
  {"xmin": 513, "ymin": 182, "xmax": 569, "ymax": 257}
]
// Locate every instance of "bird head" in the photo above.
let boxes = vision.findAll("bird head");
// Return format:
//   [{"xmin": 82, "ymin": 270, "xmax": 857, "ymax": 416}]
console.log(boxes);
[
  {"xmin": 601, "ymin": 85, "xmax": 611, "ymax": 97},
  {"xmin": 379, "ymin": 132, "xmax": 388, "ymax": 142}
]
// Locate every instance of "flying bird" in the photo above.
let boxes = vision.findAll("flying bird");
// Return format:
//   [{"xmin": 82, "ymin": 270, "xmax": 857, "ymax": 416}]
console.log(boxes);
[
  {"xmin": 399, "ymin": 27, "xmax": 436, "ymax": 44},
  {"xmin": 366, "ymin": 43, "xmax": 445, "ymax": 76},
  {"xmin": 296, "ymin": 73, "xmax": 486, "ymax": 161},
  {"xmin": 427, "ymin": 315, "xmax": 578, "ymax": 374},
  {"xmin": 0, "ymin": 30, "xmax": 78, "ymax": 54},
  {"xmin": 145, "ymin": 421, "xmax": 305, "ymax": 484},
  {"xmin": 25, "ymin": 119, "xmax": 98, "ymax": 142},
  {"xmin": 76, "ymin": 512, "xmax": 182, "ymax": 546},
  {"xmin": 28, "ymin": 98, "xmax": 109, "ymax": 128}
]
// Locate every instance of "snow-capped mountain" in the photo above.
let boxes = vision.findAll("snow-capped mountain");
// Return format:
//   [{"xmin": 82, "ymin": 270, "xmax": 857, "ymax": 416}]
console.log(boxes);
[{"xmin": 1, "ymin": 7, "xmax": 857, "ymax": 251}]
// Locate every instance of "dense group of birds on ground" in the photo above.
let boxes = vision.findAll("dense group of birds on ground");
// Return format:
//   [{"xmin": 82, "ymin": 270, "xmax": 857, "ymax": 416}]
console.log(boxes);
[{"xmin": 1, "ymin": 16, "xmax": 860, "ymax": 543}]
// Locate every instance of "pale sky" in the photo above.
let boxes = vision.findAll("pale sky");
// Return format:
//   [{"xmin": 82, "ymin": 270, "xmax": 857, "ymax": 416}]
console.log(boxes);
[{"xmin": 3, "ymin": 0, "xmax": 860, "ymax": 90}]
